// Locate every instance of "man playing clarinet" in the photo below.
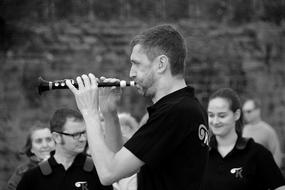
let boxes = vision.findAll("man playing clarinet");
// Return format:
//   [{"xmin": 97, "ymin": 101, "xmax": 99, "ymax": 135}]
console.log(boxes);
[{"xmin": 67, "ymin": 24, "xmax": 209, "ymax": 190}]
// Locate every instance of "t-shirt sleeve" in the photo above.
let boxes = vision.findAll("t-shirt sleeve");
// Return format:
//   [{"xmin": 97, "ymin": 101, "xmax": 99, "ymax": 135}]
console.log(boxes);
[
  {"xmin": 255, "ymin": 144, "xmax": 285, "ymax": 189},
  {"xmin": 124, "ymin": 101, "xmax": 204, "ymax": 168}
]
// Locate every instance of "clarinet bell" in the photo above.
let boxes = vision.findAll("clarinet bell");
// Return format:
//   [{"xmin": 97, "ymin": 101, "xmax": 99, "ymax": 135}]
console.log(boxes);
[{"xmin": 38, "ymin": 77, "xmax": 50, "ymax": 95}]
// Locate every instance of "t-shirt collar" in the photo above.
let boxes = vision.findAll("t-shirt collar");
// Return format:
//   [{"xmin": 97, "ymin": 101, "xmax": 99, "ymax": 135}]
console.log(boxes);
[
  {"xmin": 147, "ymin": 86, "xmax": 195, "ymax": 114},
  {"xmin": 210, "ymin": 135, "xmax": 249, "ymax": 151},
  {"xmin": 49, "ymin": 152, "xmax": 86, "ymax": 167}
]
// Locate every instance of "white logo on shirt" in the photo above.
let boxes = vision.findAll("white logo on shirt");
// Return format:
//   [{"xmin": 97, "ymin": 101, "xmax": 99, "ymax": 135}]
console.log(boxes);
[
  {"xmin": 230, "ymin": 167, "xmax": 243, "ymax": 179},
  {"xmin": 198, "ymin": 124, "xmax": 209, "ymax": 146},
  {"xmin": 75, "ymin": 181, "xmax": 88, "ymax": 190}
]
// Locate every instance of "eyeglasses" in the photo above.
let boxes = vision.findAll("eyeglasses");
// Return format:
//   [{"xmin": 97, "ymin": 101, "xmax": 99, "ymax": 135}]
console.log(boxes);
[{"xmin": 54, "ymin": 130, "xmax": 87, "ymax": 140}]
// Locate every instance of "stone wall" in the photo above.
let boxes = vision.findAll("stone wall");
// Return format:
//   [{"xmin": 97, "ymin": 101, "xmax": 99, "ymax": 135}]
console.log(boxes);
[{"xmin": 0, "ymin": 20, "xmax": 284, "ymax": 188}]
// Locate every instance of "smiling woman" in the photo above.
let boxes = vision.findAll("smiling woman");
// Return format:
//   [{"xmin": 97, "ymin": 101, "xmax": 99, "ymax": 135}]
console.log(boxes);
[
  {"xmin": 205, "ymin": 88, "xmax": 285, "ymax": 190},
  {"xmin": 6, "ymin": 121, "xmax": 55, "ymax": 190}
]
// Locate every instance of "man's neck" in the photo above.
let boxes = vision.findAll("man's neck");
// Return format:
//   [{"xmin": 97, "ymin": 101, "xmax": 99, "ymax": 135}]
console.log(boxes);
[
  {"xmin": 152, "ymin": 76, "xmax": 186, "ymax": 103},
  {"xmin": 53, "ymin": 149, "xmax": 77, "ymax": 170}
]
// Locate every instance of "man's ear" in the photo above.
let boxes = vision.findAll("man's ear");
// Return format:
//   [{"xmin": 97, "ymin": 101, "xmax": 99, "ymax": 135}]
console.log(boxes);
[
  {"xmin": 157, "ymin": 55, "xmax": 168, "ymax": 73},
  {"xmin": 52, "ymin": 132, "xmax": 60, "ymax": 144}
]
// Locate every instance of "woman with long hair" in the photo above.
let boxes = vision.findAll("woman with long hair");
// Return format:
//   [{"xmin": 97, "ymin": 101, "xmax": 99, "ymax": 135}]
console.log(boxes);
[
  {"xmin": 205, "ymin": 88, "xmax": 285, "ymax": 190},
  {"xmin": 6, "ymin": 121, "xmax": 55, "ymax": 190}
]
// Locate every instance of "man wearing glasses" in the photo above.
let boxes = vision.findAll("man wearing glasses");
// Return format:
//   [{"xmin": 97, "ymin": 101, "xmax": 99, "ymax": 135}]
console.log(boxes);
[
  {"xmin": 17, "ymin": 108, "xmax": 113, "ymax": 190},
  {"xmin": 242, "ymin": 98, "xmax": 282, "ymax": 167}
]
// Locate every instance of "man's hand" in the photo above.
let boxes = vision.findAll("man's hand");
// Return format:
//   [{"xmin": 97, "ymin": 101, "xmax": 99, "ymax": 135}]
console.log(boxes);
[
  {"xmin": 66, "ymin": 73, "xmax": 99, "ymax": 113},
  {"xmin": 99, "ymin": 76, "xmax": 122, "ymax": 113}
]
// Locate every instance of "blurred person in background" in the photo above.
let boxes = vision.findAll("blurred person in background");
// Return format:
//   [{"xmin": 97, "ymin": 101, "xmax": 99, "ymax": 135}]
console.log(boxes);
[
  {"xmin": 17, "ymin": 108, "xmax": 112, "ymax": 190},
  {"xmin": 113, "ymin": 112, "xmax": 140, "ymax": 190},
  {"xmin": 85, "ymin": 110, "xmax": 140, "ymax": 190},
  {"xmin": 6, "ymin": 121, "xmax": 55, "ymax": 190},
  {"xmin": 243, "ymin": 98, "xmax": 282, "ymax": 167},
  {"xmin": 118, "ymin": 112, "xmax": 140, "ymax": 144},
  {"xmin": 205, "ymin": 88, "xmax": 285, "ymax": 190}
]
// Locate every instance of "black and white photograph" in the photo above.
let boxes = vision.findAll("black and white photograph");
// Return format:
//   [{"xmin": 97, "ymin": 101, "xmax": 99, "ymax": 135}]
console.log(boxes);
[{"xmin": 1, "ymin": 0, "xmax": 285, "ymax": 190}]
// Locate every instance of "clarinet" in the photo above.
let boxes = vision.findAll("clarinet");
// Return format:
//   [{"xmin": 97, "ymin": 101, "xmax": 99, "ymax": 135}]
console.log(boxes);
[{"xmin": 38, "ymin": 77, "xmax": 136, "ymax": 95}]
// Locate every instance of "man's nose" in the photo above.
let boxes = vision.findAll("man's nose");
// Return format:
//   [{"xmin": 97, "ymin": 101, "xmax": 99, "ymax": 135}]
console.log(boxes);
[
  {"xmin": 129, "ymin": 66, "xmax": 136, "ymax": 79},
  {"xmin": 79, "ymin": 133, "xmax": 87, "ymax": 141}
]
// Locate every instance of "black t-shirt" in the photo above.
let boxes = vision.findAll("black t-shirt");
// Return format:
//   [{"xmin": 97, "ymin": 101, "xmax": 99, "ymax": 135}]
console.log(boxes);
[
  {"xmin": 125, "ymin": 86, "xmax": 209, "ymax": 190},
  {"xmin": 16, "ymin": 153, "xmax": 112, "ymax": 190},
  {"xmin": 205, "ymin": 136, "xmax": 285, "ymax": 190}
]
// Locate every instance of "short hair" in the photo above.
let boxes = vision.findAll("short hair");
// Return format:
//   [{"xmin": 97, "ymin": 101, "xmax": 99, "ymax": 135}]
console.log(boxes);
[
  {"xmin": 130, "ymin": 24, "xmax": 186, "ymax": 76},
  {"xmin": 22, "ymin": 121, "xmax": 50, "ymax": 157},
  {"xmin": 244, "ymin": 98, "xmax": 261, "ymax": 109},
  {"xmin": 50, "ymin": 108, "xmax": 83, "ymax": 132},
  {"xmin": 209, "ymin": 88, "xmax": 244, "ymax": 137}
]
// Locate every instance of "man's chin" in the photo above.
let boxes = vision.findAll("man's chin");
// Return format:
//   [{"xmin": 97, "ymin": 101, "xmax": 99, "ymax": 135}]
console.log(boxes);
[
  {"xmin": 137, "ymin": 89, "xmax": 144, "ymax": 95},
  {"xmin": 137, "ymin": 89, "xmax": 148, "ymax": 97},
  {"xmin": 135, "ymin": 86, "xmax": 143, "ymax": 94}
]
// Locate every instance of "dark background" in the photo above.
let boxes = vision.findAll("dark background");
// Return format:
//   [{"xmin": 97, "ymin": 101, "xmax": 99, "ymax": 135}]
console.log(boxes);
[{"xmin": 0, "ymin": 0, "xmax": 285, "ymax": 188}]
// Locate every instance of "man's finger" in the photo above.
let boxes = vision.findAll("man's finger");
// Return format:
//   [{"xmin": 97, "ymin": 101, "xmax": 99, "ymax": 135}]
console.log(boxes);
[
  {"xmin": 77, "ymin": 76, "xmax": 84, "ymax": 89},
  {"xmin": 66, "ymin": 79, "xmax": 78, "ymax": 94},
  {"xmin": 89, "ymin": 73, "xmax": 97, "ymax": 87},
  {"xmin": 82, "ymin": 74, "xmax": 90, "ymax": 89},
  {"xmin": 100, "ymin": 76, "xmax": 106, "ymax": 81}
]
